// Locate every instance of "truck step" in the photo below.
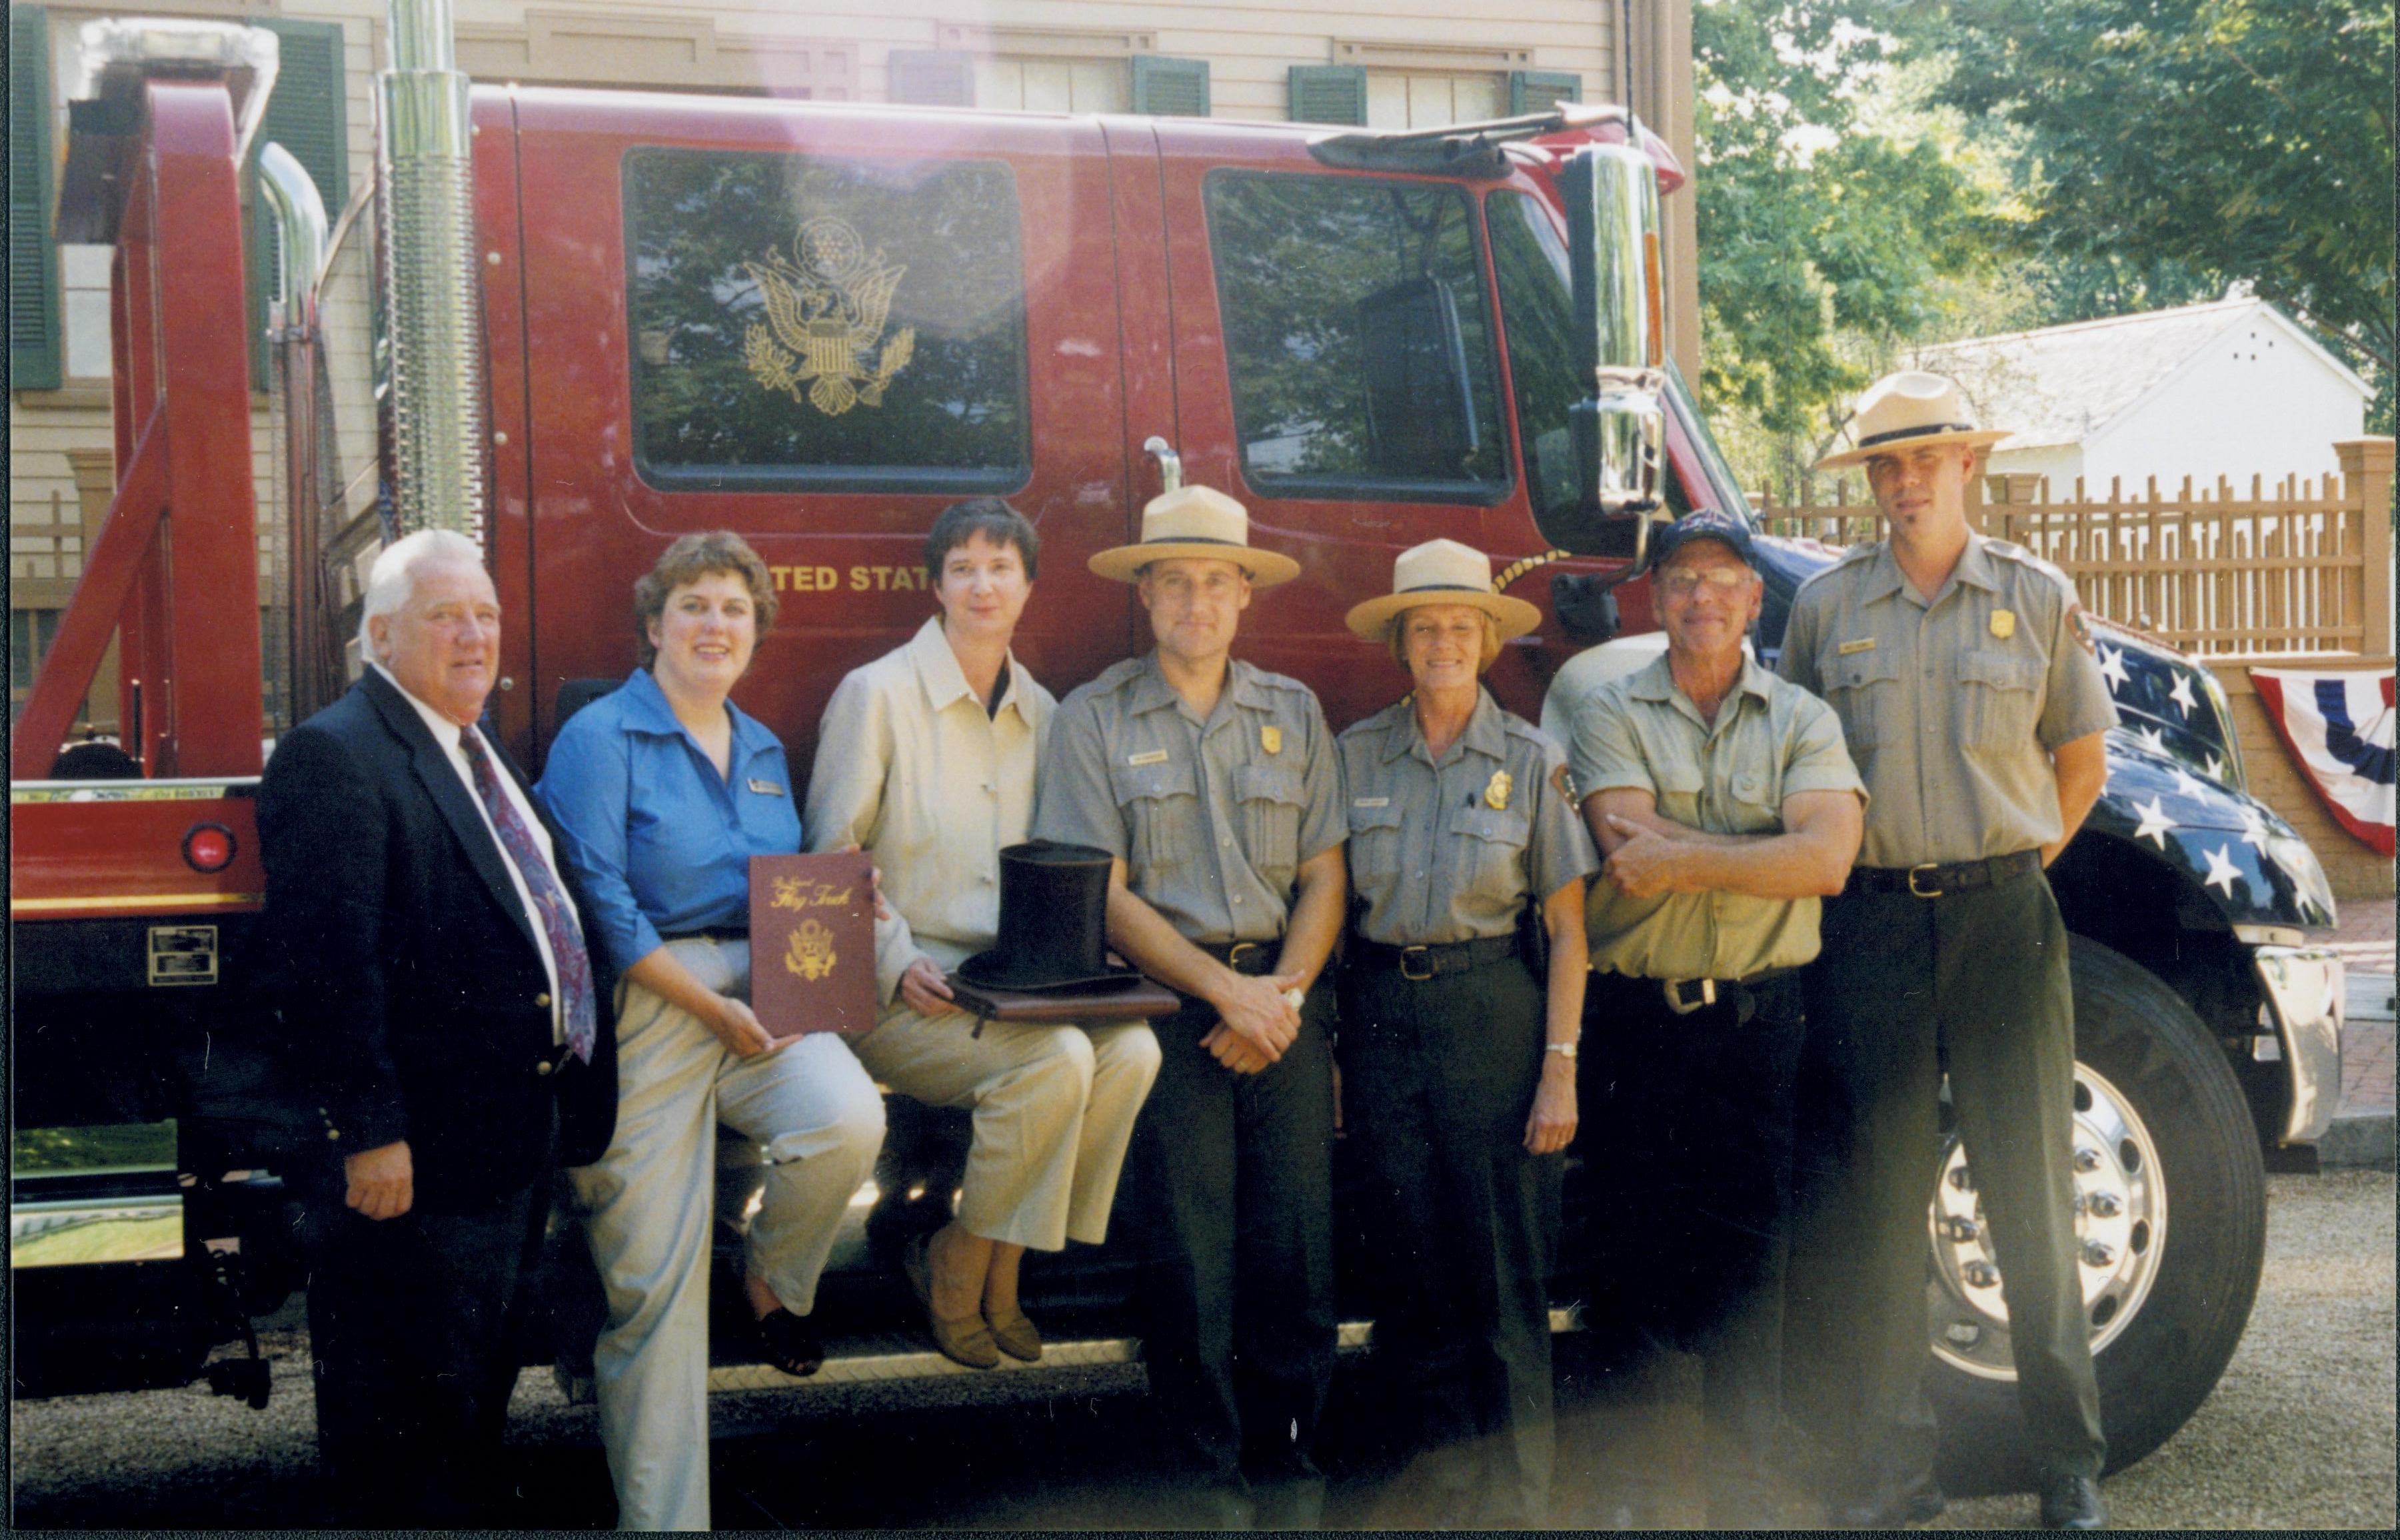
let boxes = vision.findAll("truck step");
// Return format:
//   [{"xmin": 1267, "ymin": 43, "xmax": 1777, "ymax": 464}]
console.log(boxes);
[{"xmin": 553, "ymin": 1305, "xmax": 1588, "ymax": 1405}]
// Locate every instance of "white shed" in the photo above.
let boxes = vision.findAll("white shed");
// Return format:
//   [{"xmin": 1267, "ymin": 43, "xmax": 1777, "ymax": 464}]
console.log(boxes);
[{"xmin": 1914, "ymin": 298, "xmax": 2371, "ymax": 494}]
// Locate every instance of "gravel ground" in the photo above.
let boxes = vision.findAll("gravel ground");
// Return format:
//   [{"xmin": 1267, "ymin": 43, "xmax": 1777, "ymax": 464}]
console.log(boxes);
[{"xmin": 10, "ymin": 1172, "xmax": 2393, "ymax": 1529}]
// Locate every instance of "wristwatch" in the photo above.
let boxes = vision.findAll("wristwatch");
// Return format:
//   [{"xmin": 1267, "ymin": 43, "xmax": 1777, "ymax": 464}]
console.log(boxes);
[{"xmin": 1544, "ymin": 1041, "xmax": 1579, "ymax": 1060}]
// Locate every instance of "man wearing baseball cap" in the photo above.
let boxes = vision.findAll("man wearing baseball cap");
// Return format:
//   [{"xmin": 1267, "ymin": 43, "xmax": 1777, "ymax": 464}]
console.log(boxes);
[
  {"xmin": 1559, "ymin": 508, "xmax": 1865, "ymax": 1525},
  {"xmin": 1033, "ymin": 484, "xmax": 1345, "ymax": 1527},
  {"xmin": 1779, "ymin": 372, "xmax": 2117, "ymax": 1529}
]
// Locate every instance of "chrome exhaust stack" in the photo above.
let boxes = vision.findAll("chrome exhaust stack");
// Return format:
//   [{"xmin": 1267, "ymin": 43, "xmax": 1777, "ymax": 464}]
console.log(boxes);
[{"xmin": 377, "ymin": 0, "xmax": 484, "ymax": 541}]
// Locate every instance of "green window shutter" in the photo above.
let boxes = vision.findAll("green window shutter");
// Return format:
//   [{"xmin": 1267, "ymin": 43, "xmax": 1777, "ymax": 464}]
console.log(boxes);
[
  {"xmin": 246, "ymin": 19, "xmax": 350, "ymax": 391},
  {"xmin": 1130, "ymin": 55, "xmax": 1210, "ymax": 117},
  {"xmin": 9, "ymin": 7, "xmax": 63, "ymax": 391},
  {"xmin": 1287, "ymin": 65, "xmax": 1366, "ymax": 126},
  {"xmin": 887, "ymin": 49, "xmax": 975, "ymax": 107},
  {"xmin": 1508, "ymin": 70, "xmax": 1583, "ymax": 115}
]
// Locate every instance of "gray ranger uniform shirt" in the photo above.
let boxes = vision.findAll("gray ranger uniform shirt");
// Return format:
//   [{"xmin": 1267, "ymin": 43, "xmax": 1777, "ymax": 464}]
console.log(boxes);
[
  {"xmin": 1778, "ymin": 534, "xmax": 2117, "ymax": 868},
  {"xmin": 1034, "ymin": 652, "xmax": 1345, "ymax": 946},
  {"xmin": 1338, "ymin": 688, "xmax": 1596, "ymax": 948}
]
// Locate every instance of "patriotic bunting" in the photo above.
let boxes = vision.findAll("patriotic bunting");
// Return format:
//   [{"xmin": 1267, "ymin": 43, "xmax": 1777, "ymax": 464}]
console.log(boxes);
[{"xmin": 2249, "ymin": 667, "xmax": 2396, "ymax": 857}]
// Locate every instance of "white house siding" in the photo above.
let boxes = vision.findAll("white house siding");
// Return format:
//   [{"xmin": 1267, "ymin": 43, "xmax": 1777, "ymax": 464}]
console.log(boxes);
[{"xmin": 2079, "ymin": 323, "xmax": 2369, "ymax": 492}]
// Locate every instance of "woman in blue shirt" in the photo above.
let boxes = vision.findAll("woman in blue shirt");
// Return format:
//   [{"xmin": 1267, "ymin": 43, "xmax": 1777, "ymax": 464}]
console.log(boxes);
[{"xmin": 537, "ymin": 531, "xmax": 885, "ymax": 1532}]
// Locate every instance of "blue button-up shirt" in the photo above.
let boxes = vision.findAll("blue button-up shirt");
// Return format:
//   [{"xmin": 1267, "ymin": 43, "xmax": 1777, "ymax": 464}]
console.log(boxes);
[{"xmin": 535, "ymin": 667, "xmax": 802, "ymax": 974}]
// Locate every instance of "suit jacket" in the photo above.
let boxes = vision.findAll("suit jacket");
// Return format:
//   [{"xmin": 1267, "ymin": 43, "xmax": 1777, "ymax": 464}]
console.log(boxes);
[{"xmin": 257, "ymin": 668, "xmax": 617, "ymax": 1207}]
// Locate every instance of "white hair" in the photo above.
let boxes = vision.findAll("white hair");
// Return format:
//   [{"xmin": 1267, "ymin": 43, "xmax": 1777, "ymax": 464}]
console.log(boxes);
[{"xmin": 358, "ymin": 528, "xmax": 487, "ymax": 660}]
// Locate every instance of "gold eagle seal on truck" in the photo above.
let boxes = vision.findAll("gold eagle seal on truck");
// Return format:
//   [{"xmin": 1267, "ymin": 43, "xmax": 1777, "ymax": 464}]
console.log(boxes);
[{"xmin": 743, "ymin": 217, "xmax": 917, "ymax": 416}]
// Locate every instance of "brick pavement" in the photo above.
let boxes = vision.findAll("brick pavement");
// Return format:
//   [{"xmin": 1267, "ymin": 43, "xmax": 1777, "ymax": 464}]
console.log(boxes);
[{"xmin": 2333, "ymin": 901, "xmax": 2394, "ymax": 1119}]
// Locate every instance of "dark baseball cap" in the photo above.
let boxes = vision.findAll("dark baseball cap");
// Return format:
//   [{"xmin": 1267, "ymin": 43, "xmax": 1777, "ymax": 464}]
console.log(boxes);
[{"xmin": 1647, "ymin": 509, "xmax": 1758, "ymax": 571}]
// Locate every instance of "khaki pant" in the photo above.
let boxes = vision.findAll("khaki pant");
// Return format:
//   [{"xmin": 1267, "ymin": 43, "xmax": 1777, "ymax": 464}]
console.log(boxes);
[
  {"xmin": 569, "ymin": 937, "xmax": 886, "ymax": 1531},
  {"xmin": 856, "ymin": 1004, "xmax": 1160, "ymax": 1250}
]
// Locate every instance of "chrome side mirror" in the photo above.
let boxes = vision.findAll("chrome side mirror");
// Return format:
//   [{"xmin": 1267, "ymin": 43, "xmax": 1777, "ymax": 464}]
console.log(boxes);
[{"xmin": 1550, "ymin": 142, "xmax": 1668, "ymax": 562}]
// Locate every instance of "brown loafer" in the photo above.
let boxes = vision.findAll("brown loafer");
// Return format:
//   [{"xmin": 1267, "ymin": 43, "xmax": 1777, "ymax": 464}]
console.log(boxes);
[
  {"xmin": 985, "ymin": 1305, "xmax": 1043, "ymax": 1363},
  {"xmin": 904, "ymin": 1233, "xmax": 1000, "ymax": 1370}
]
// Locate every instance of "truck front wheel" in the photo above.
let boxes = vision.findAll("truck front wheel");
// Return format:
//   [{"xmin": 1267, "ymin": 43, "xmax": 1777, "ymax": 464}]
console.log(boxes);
[{"xmin": 1926, "ymin": 938, "xmax": 2267, "ymax": 1491}]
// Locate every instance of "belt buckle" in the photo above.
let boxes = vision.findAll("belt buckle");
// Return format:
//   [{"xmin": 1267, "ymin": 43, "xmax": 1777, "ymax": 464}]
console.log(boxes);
[
  {"xmin": 1907, "ymin": 862, "xmax": 1945, "ymax": 898},
  {"xmin": 1399, "ymin": 946, "xmax": 1434, "ymax": 982},
  {"xmin": 1226, "ymin": 942, "xmax": 1262, "ymax": 974},
  {"xmin": 1664, "ymin": 977, "xmax": 1715, "ymax": 1015}
]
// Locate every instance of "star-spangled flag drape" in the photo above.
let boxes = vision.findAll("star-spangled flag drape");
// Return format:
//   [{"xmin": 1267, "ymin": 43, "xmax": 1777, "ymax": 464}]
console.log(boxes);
[{"xmin": 2249, "ymin": 667, "xmax": 2396, "ymax": 857}]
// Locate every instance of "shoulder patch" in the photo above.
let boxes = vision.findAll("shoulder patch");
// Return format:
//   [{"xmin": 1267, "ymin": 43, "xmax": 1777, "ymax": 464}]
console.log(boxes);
[{"xmin": 1552, "ymin": 763, "xmax": 1577, "ymax": 804}]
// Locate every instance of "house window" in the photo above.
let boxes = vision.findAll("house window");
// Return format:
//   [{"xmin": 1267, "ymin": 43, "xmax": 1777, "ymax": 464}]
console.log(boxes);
[
  {"xmin": 622, "ymin": 147, "xmax": 1030, "ymax": 494},
  {"xmin": 1366, "ymin": 72, "xmax": 1504, "ymax": 130},
  {"xmin": 60, "ymin": 244, "xmax": 113, "ymax": 382},
  {"xmin": 973, "ymin": 57, "xmax": 1129, "ymax": 113}
]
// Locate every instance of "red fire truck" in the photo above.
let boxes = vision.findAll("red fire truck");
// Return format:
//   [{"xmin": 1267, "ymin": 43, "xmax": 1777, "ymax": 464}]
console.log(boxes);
[{"xmin": 10, "ymin": 8, "xmax": 2348, "ymax": 1495}]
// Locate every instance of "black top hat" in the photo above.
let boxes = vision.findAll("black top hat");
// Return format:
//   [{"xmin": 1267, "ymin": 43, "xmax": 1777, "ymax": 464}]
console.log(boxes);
[{"xmin": 954, "ymin": 840, "xmax": 1142, "ymax": 992}]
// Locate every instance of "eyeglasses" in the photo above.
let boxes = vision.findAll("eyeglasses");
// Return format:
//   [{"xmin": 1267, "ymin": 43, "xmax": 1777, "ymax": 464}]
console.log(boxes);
[{"xmin": 1654, "ymin": 566, "xmax": 1751, "ymax": 597}]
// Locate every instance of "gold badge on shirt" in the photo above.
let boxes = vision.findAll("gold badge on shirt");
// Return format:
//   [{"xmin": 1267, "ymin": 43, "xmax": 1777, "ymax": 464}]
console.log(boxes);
[
  {"xmin": 1261, "ymin": 725, "xmax": 1282, "ymax": 755},
  {"xmin": 1989, "ymin": 608, "xmax": 2017, "ymax": 640},
  {"xmin": 1485, "ymin": 770, "xmax": 1512, "ymax": 810}
]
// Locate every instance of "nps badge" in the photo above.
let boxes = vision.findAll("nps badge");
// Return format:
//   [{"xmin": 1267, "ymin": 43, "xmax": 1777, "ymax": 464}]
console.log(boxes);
[
  {"xmin": 1485, "ymin": 770, "xmax": 1513, "ymax": 811},
  {"xmin": 1989, "ymin": 608, "xmax": 2017, "ymax": 640},
  {"xmin": 742, "ymin": 217, "xmax": 916, "ymax": 416},
  {"xmin": 1261, "ymin": 725, "xmax": 1282, "ymax": 756}
]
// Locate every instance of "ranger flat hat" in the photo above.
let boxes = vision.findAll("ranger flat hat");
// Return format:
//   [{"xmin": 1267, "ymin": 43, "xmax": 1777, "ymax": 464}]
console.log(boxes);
[
  {"xmin": 1814, "ymin": 369, "xmax": 2011, "ymax": 470},
  {"xmin": 1088, "ymin": 484, "xmax": 1302, "ymax": 588},
  {"xmin": 1344, "ymin": 538, "xmax": 1542, "ymax": 642},
  {"xmin": 954, "ymin": 840, "xmax": 1143, "ymax": 992}
]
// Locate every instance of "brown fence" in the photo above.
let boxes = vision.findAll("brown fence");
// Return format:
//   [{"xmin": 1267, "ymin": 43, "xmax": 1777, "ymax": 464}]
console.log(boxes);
[{"xmin": 1754, "ymin": 438, "xmax": 2394, "ymax": 658}]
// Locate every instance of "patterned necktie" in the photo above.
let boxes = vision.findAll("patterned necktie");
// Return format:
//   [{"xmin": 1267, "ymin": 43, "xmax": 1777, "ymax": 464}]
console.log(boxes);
[{"xmin": 459, "ymin": 727, "xmax": 596, "ymax": 1064}]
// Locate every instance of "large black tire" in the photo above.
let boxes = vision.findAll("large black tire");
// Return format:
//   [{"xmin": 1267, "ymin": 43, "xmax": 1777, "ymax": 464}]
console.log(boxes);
[{"xmin": 1929, "ymin": 938, "xmax": 2267, "ymax": 1493}]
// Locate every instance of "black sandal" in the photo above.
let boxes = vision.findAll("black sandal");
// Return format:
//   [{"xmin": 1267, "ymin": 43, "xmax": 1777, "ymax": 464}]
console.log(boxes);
[{"xmin": 754, "ymin": 1307, "xmax": 825, "ymax": 1378}]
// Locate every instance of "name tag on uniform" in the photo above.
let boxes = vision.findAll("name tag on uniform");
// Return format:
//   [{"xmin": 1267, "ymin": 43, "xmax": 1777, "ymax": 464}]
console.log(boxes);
[
  {"xmin": 1837, "ymin": 637, "xmax": 1879, "ymax": 656},
  {"xmin": 1126, "ymin": 749, "xmax": 1170, "ymax": 767},
  {"xmin": 1989, "ymin": 608, "xmax": 2017, "ymax": 639},
  {"xmin": 747, "ymin": 778, "xmax": 786, "ymax": 796},
  {"xmin": 1353, "ymin": 796, "xmax": 1390, "ymax": 808}
]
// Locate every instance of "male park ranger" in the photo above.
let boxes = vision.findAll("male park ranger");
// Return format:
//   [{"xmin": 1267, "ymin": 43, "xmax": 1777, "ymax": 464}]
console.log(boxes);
[
  {"xmin": 1778, "ymin": 373, "xmax": 2118, "ymax": 1531},
  {"xmin": 1561, "ymin": 510, "xmax": 1864, "ymax": 1526},
  {"xmin": 1033, "ymin": 484, "xmax": 1346, "ymax": 1529}
]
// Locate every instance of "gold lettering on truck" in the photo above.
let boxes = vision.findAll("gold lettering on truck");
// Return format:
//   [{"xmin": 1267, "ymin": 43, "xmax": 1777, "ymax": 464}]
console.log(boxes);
[{"xmin": 743, "ymin": 217, "xmax": 916, "ymax": 416}]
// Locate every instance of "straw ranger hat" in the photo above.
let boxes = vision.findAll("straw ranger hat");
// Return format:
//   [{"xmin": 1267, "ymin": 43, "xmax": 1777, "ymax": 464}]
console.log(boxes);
[
  {"xmin": 1343, "ymin": 538, "xmax": 1542, "ymax": 642},
  {"xmin": 1814, "ymin": 370, "xmax": 2011, "ymax": 470},
  {"xmin": 1088, "ymin": 484, "xmax": 1302, "ymax": 587}
]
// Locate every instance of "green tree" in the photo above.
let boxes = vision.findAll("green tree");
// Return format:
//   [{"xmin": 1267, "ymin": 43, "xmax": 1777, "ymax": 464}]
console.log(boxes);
[
  {"xmin": 1918, "ymin": 0, "xmax": 2394, "ymax": 424},
  {"xmin": 1692, "ymin": 0, "xmax": 2005, "ymax": 480}
]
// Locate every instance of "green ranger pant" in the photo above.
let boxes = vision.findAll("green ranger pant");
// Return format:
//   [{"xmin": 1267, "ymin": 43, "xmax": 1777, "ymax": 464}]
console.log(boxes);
[
  {"xmin": 1787, "ymin": 866, "xmax": 2107, "ymax": 1488},
  {"xmin": 1339, "ymin": 952, "xmax": 1560, "ymax": 1527}
]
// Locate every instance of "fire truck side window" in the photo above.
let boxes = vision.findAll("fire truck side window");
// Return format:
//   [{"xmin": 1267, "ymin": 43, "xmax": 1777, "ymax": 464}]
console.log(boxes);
[
  {"xmin": 623, "ymin": 149, "xmax": 1030, "ymax": 493},
  {"xmin": 1205, "ymin": 171, "xmax": 1508, "ymax": 503}
]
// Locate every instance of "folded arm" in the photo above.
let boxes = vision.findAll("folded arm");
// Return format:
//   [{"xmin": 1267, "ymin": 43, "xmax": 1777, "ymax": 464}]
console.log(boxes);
[{"xmin": 1588, "ymin": 785, "xmax": 1863, "ymax": 901}]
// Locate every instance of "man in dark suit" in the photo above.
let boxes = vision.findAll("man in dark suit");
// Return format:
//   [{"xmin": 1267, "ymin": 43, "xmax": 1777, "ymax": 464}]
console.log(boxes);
[{"xmin": 257, "ymin": 528, "xmax": 616, "ymax": 1526}]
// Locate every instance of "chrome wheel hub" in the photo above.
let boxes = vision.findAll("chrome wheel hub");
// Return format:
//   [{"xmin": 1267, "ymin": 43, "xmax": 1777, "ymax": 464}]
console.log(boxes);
[{"xmin": 1926, "ymin": 1062, "xmax": 2165, "ymax": 1380}]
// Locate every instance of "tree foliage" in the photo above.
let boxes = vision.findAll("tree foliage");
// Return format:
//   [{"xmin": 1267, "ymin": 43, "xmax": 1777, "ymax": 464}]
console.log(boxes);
[
  {"xmin": 1917, "ymin": 0, "xmax": 2394, "ymax": 404},
  {"xmin": 1692, "ymin": 0, "xmax": 2003, "ymax": 454}
]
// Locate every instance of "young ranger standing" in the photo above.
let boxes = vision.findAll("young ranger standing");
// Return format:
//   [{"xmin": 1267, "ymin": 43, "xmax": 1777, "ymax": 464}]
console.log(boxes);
[
  {"xmin": 1559, "ymin": 510, "xmax": 1864, "ymax": 1526},
  {"xmin": 1033, "ymin": 485, "xmax": 1346, "ymax": 1528},
  {"xmin": 1778, "ymin": 373, "xmax": 2117, "ymax": 1531}
]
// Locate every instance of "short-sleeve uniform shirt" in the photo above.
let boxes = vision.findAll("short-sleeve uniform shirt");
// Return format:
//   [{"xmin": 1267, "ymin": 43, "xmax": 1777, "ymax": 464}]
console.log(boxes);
[
  {"xmin": 1034, "ymin": 653, "xmax": 1344, "ymax": 946},
  {"xmin": 1569, "ymin": 652, "xmax": 1863, "ymax": 980},
  {"xmin": 1777, "ymin": 534, "xmax": 2117, "ymax": 868},
  {"xmin": 1338, "ymin": 689, "xmax": 1596, "ymax": 948}
]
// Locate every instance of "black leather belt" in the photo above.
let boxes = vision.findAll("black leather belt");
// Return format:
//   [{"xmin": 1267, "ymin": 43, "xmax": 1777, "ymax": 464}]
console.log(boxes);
[
  {"xmin": 662, "ymin": 926, "xmax": 748, "ymax": 943},
  {"xmin": 1632, "ymin": 964, "xmax": 1800, "ymax": 1016},
  {"xmin": 1351, "ymin": 935, "xmax": 1520, "ymax": 982},
  {"xmin": 1200, "ymin": 940, "xmax": 1282, "ymax": 976},
  {"xmin": 1845, "ymin": 849, "xmax": 2041, "ymax": 899}
]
